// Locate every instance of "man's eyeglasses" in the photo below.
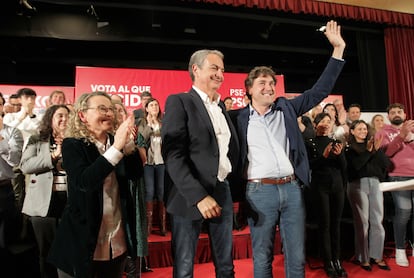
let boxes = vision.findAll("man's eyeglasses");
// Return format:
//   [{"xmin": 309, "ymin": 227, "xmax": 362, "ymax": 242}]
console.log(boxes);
[{"xmin": 85, "ymin": 105, "xmax": 115, "ymax": 115}]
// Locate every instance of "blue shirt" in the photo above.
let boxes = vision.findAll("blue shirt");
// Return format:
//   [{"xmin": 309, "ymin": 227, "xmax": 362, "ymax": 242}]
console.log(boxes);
[{"xmin": 247, "ymin": 105, "xmax": 294, "ymax": 179}]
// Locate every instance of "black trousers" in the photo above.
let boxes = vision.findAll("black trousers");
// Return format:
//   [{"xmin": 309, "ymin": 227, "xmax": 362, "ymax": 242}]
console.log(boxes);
[
  {"xmin": 0, "ymin": 181, "xmax": 19, "ymax": 275},
  {"xmin": 0, "ymin": 181, "xmax": 18, "ymax": 249}
]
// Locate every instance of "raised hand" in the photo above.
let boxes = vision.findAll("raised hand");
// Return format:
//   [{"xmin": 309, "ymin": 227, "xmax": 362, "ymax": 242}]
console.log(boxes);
[{"xmin": 324, "ymin": 20, "xmax": 346, "ymax": 59}]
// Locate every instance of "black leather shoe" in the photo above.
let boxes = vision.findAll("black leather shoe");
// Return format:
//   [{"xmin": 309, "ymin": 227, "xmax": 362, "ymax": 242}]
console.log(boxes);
[
  {"xmin": 324, "ymin": 261, "xmax": 338, "ymax": 278},
  {"xmin": 360, "ymin": 264, "xmax": 372, "ymax": 271},
  {"xmin": 370, "ymin": 258, "xmax": 391, "ymax": 271},
  {"xmin": 333, "ymin": 260, "xmax": 347, "ymax": 277}
]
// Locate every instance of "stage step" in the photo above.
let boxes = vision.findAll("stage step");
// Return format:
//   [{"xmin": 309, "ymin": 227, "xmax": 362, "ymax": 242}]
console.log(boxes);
[{"xmin": 147, "ymin": 226, "xmax": 282, "ymax": 268}]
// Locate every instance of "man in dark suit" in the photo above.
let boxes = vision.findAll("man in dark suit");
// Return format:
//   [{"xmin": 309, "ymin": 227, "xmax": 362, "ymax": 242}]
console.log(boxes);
[
  {"xmin": 161, "ymin": 49, "xmax": 239, "ymax": 278},
  {"xmin": 229, "ymin": 20, "xmax": 346, "ymax": 278}
]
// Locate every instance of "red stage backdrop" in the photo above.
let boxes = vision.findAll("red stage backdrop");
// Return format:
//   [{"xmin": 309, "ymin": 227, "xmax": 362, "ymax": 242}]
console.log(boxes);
[
  {"xmin": 1, "ymin": 70, "xmax": 342, "ymax": 117},
  {"xmin": 0, "ymin": 85, "xmax": 75, "ymax": 113},
  {"xmin": 75, "ymin": 67, "xmax": 286, "ymax": 113}
]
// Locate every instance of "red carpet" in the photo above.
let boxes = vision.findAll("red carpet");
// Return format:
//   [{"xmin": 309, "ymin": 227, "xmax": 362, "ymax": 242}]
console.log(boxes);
[
  {"xmin": 143, "ymin": 224, "xmax": 413, "ymax": 277},
  {"xmin": 142, "ymin": 254, "xmax": 414, "ymax": 278}
]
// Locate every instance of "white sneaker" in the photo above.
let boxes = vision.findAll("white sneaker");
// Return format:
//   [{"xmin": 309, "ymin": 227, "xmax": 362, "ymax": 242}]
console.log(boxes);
[{"xmin": 396, "ymin": 248, "xmax": 409, "ymax": 267}]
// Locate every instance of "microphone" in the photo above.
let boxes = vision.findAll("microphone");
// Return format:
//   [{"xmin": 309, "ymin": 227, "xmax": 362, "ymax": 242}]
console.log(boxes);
[{"xmin": 316, "ymin": 26, "xmax": 326, "ymax": 32}]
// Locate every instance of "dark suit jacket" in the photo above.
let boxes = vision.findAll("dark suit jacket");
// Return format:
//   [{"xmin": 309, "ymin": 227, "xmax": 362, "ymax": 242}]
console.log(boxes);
[
  {"xmin": 48, "ymin": 136, "xmax": 143, "ymax": 278},
  {"xmin": 229, "ymin": 57, "xmax": 345, "ymax": 188},
  {"xmin": 161, "ymin": 89, "xmax": 239, "ymax": 220}
]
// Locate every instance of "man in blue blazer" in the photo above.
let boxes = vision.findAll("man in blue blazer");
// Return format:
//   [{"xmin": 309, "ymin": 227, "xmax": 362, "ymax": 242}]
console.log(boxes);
[
  {"xmin": 161, "ymin": 49, "xmax": 240, "ymax": 277},
  {"xmin": 229, "ymin": 20, "xmax": 346, "ymax": 278}
]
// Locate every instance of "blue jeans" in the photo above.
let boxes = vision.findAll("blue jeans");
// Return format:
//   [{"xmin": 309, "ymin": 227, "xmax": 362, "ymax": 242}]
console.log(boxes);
[
  {"xmin": 144, "ymin": 164, "xmax": 165, "ymax": 201},
  {"xmin": 389, "ymin": 176, "xmax": 414, "ymax": 249},
  {"xmin": 246, "ymin": 179, "xmax": 305, "ymax": 278},
  {"xmin": 170, "ymin": 180, "xmax": 234, "ymax": 278}
]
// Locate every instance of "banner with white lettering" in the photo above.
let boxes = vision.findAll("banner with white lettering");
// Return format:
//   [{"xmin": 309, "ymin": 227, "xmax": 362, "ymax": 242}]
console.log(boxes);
[
  {"xmin": 0, "ymin": 84, "xmax": 75, "ymax": 113},
  {"xmin": 75, "ymin": 66, "xmax": 286, "ymax": 113}
]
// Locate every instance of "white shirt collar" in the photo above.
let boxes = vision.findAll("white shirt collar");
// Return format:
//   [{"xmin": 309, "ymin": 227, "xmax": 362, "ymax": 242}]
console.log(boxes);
[{"xmin": 192, "ymin": 85, "xmax": 221, "ymax": 105}]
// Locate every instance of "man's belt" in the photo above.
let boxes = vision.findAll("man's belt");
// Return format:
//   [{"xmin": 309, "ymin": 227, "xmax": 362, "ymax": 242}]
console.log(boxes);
[{"xmin": 248, "ymin": 174, "xmax": 295, "ymax": 185}]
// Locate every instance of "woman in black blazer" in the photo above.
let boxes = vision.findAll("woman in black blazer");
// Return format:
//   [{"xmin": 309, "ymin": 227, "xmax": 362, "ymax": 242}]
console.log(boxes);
[
  {"xmin": 48, "ymin": 91, "xmax": 143, "ymax": 278},
  {"xmin": 305, "ymin": 112, "xmax": 348, "ymax": 278}
]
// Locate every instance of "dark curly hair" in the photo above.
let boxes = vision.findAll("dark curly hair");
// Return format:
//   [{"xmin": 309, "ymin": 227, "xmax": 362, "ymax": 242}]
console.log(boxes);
[{"xmin": 39, "ymin": 105, "xmax": 70, "ymax": 141}]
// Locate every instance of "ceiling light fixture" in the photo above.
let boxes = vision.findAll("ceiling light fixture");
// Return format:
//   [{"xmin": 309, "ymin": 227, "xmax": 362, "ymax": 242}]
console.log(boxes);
[
  {"xmin": 184, "ymin": 27, "xmax": 197, "ymax": 34},
  {"xmin": 87, "ymin": 5, "xmax": 99, "ymax": 20}
]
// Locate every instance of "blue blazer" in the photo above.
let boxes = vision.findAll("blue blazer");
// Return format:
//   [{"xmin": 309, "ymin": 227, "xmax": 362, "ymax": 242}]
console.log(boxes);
[
  {"xmin": 161, "ymin": 89, "xmax": 240, "ymax": 220},
  {"xmin": 229, "ymin": 57, "xmax": 345, "ymax": 188}
]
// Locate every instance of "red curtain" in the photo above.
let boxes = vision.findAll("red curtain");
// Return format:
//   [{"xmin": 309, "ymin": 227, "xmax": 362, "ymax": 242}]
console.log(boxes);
[
  {"xmin": 191, "ymin": 0, "xmax": 414, "ymax": 117},
  {"xmin": 384, "ymin": 27, "xmax": 414, "ymax": 119},
  {"xmin": 193, "ymin": 0, "xmax": 414, "ymax": 27}
]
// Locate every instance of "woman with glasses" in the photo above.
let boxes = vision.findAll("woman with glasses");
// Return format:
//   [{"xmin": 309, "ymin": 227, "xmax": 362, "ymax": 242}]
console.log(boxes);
[{"xmin": 48, "ymin": 91, "xmax": 143, "ymax": 278}]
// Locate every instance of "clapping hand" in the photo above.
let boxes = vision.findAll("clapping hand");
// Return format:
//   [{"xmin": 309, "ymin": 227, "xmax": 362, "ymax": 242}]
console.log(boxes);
[
  {"xmin": 400, "ymin": 120, "xmax": 414, "ymax": 142},
  {"xmin": 367, "ymin": 135, "xmax": 383, "ymax": 152},
  {"xmin": 323, "ymin": 141, "xmax": 343, "ymax": 157},
  {"xmin": 331, "ymin": 141, "xmax": 343, "ymax": 155},
  {"xmin": 113, "ymin": 115, "xmax": 135, "ymax": 151}
]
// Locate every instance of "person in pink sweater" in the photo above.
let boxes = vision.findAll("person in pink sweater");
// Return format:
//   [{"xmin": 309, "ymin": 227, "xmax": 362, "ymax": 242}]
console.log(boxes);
[{"xmin": 375, "ymin": 103, "xmax": 414, "ymax": 267}]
